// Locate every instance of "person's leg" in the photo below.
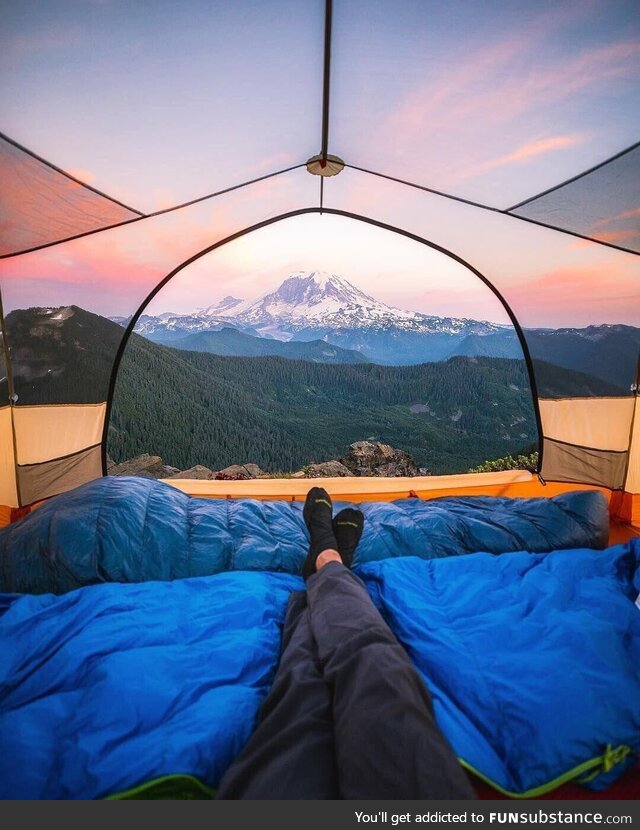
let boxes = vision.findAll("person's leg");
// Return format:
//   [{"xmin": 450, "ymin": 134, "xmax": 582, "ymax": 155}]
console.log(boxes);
[
  {"xmin": 216, "ymin": 590, "xmax": 339, "ymax": 799},
  {"xmin": 305, "ymin": 508, "xmax": 475, "ymax": 801}
]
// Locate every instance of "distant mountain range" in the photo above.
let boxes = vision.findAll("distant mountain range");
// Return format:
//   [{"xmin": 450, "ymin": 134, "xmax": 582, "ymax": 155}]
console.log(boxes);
[
  {"xmin": 1, "ymin": 304, "xmax": 624, "ymax": 406},
  {"xmin": 1, "ymin": 304, "xmax": 629, "ymax": 476},
  {"xmin": 111, "ymin": 271, "xmax": 640, "ymax": 389},
  {"xmin": 112, "ymin": 271, "xmax": 504, "ymax": 364}
]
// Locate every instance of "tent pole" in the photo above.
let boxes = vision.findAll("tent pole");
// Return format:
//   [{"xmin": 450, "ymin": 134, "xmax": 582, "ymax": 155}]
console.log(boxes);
[
  {"xmin": 0, "ymin": 286, "xmax": 22, "ymax": 506},
  {"xmin": 621, "ymin": 351, "xmax": 640, "ymax": 495},
  {"xmin": 321, "ymin": 0, "xmax": 333, "ymax": 160}
]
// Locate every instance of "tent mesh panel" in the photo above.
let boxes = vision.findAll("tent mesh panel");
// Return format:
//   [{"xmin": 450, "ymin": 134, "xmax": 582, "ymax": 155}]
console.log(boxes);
[
  {"xmin": 0, "ymin": 135, "xmax": 141, "ymax": 258},
  {"xmin": 509, "ymin": 144, "xmax": 640, "ymax": 254}
]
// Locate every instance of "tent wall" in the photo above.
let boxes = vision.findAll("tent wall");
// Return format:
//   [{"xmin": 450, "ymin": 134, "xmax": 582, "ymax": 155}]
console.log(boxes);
[
  {"xmin": 18, "ymin": 445, "xmax": 103, "ymax": 507},
  {"xmin": 538, "ymin": 397, "xmax": 635, "ymax": 489},
  {"xmin": 12, "ymin": 404, "xmax": 105, "ymax": 505},
  {"xmin": 0, "ymin": 404, "xmax": 105, "ymax": 508},
  {"xmin": 13, "ymin": 404, "xmax": 105, "ymax": 464},
  {"xmin": 509, "ymin": 144, "xmax": 640, "ymax": 254}
]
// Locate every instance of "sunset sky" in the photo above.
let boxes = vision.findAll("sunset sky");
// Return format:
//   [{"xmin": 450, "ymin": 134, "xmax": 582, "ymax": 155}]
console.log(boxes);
[
  {"xmin": 144, "ymin": 214, "xmax": 514, "ymax": 324},
  {"xmin": 1, "ymin": 0, "xmax": 638, "ymax": 328}
]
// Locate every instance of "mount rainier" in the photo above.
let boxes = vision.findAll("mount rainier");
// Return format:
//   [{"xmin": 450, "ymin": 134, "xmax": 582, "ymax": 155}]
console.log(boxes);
[{"xmin": 116, "ymin": 271, "xmax": 509, "ymax": 365}]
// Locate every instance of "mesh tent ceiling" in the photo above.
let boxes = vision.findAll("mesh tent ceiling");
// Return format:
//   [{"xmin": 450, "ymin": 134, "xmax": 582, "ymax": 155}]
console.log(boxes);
[{"xmin": 0, "ymin": 0, "xmax": 639, "ymax": 509}]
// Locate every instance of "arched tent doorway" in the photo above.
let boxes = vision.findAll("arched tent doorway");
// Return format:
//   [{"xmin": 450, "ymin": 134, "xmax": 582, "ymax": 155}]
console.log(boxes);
[{"xmin": 104, "ymin": 209, "xmax": 544, "ymax": 482}]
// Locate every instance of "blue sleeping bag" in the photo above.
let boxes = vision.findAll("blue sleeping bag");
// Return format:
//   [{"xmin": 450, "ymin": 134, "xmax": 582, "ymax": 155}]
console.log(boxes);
[
  {"xmin": 1, "ymin": 540, "xmax": 639, "ymax": 799},
  {"xmin": 0, "ymin": 572, "xmax": 300, "ymax": 799},
  {"xmin": 0, "ymin": 476, "xmax": 609, "ymax": 594}
]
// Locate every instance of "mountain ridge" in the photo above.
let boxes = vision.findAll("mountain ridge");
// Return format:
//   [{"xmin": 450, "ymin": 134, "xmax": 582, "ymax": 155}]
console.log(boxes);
[
  {"xmin": 112, "ymin": 271, "xmax": 639, "ymax": 386},
  {"xmin": 168, "ymin": 327, "xmax": 369, "ymax": 363},
  {"xmin": 120, "ymin": 271, "xmax": 502, "ymax": 345}
]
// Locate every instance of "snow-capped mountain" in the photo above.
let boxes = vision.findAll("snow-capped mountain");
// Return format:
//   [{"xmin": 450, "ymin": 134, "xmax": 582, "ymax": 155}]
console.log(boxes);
[
  {"xmin": 122, "ymin": 271, "xmax": 502, "ymax": 344},
  {"xmin": 211, "ymin": 271, "xmax": 399, "ymax": 332}
]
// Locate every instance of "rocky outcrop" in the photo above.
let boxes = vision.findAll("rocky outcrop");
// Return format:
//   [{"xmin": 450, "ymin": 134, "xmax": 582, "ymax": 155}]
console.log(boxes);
[
  {"xmin": 108, "ymin": 454, "xmax": 180, "ymax": 479},
  {"xmin": 109, "ymin": 445, "xmax": 429, "ymax": 481},
  {"xmin": 341, "ymin": 441, "xmax": 429, "ymax": 477}
]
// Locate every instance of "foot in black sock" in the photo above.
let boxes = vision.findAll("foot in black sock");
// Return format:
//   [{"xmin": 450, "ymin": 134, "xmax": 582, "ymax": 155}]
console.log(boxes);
[
  {"xmin": 332, "ymin": 508, "xmax": 364, "ymax": 568},
  {"xmin": 302, "ymin": 487, "xmax": 339, "ymax": 580}
]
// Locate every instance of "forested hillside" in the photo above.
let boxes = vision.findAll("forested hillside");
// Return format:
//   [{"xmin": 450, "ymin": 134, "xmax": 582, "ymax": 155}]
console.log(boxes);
[{"xmin": 109, "ymin": 334, "xmax": 539, "ymax": 473}]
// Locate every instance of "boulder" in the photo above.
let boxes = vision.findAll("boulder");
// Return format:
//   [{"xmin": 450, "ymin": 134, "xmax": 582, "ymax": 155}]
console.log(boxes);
[
  {"xmin": 341, "ymin": 441, "xmax": 421, "ymax": 477},
  {"xmin": 108, "ymin": 453, "xmax": 177, "ymax": 479},
  {"xmin": 217, "ymin": 463, "xmax": 264, "ymax": 479},
  {"xmin": 168, "ymin": 465, "xmax": 215, "ymax": 480},
  {"xmin": 301, "ymin": 460, "xmax": 354, "ymax": 478}
]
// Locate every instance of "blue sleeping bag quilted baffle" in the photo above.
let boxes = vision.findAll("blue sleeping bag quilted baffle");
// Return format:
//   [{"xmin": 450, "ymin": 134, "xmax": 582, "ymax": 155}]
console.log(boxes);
[{"xmin": 0, "ymin": 476, "xmax": 609, "ymax": 594}]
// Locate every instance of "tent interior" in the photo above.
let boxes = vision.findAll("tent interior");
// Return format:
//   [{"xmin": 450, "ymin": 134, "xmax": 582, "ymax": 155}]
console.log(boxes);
[{"xmin": 0, "ymin": 0, "xmax": 639, "ymax": 801}]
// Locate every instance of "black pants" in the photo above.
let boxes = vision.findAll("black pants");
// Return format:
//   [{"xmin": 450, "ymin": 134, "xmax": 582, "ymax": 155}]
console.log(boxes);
[{"xmin": 217, "ymin": 562, "xmax": 475, "ymax": 800}]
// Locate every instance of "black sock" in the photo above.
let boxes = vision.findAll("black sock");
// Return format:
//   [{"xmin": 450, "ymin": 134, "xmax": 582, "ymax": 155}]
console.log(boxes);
[
  {"xmin": 302, "ymin": 487, "xmax": 338, "ymax": 579},
  {"xmin": 332, "ymin": 508, "xmax": 364, "ymax": 568}
]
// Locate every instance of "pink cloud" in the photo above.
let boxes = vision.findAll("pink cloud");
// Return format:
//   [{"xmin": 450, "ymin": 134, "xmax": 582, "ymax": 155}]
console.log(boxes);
[
  {"xmin": 388, "ymin": 40, "xmax": 639, "ymax": 152},
  {"xmin": 580, "ymin": 205, "xmax": 640, "ymax": 249},
  {"xmin": 66, "ymin": 167, "xmax": 97, "ymax": 184},
  {"xmin": 506, "ymin": 262, "xmax": 640, "ymax": 327},
  {"xmin": 614, "ymin": 207, "xmax": 640, "ymax": 222},
  {"xmin": 458, "ymin": 134, "xmax": 586, "ymax": 181},
  {"xmin": 589, "ymin": 206, "xmax": 640, "ymax": 230},
  {"xmin": 587, "ymin": 229, "xmax": 640, "ymax": 245}
]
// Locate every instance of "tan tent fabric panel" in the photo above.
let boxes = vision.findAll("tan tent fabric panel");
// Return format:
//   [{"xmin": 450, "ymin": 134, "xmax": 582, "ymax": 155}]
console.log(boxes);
[
  {"xmin": 0, "ymin": 405, "xmax": 18, "ymax": 507},
  {"xmin": 12, "ymin": 403, "xmax": 106, "ymax": 465},
  {"xmin": 541, "ymin": 438, "xmax": 627, "ymax": 490},
  {"xmin": 538, "ymin": 398, "xmax": 635, "ymax": 453},
  {"xmin": 625, "ymin": 397, "xmax": 640, "ymax": 495},
  {"xmin": 17, "ymin": 444, "xmax": 103, "ymax": 506}
]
